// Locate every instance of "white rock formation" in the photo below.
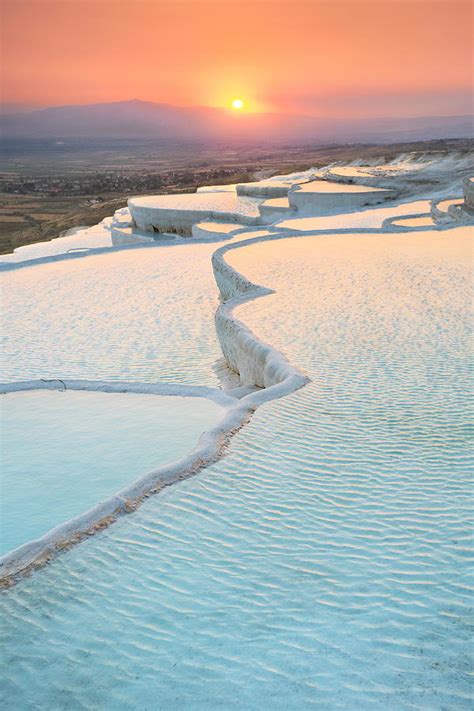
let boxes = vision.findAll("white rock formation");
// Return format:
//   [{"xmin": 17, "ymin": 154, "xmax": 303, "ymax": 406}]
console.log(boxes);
[
  {"xmin": 463, "ymin": 177, "xmax": 474, "ymax": 211},
  {"xmin": 236, "ymin": 178, "xmax": 304, "ymax": 198},
  {"xmin": 2, "ymin": 149, "xmax": 472, "ymax": 581},
  {"xmin": 128, "ymin": 192, "xmax": 263, "ymax": 235},
  {"xmin": 258, "ymin": 197, "xmax": 296, "ymax": 222},
  {"xmin": 191, "ymin": 221, "xmax": 248, "ymax": 240},
  {"xmin": 288, "ymin": 180, "xmax": 393, "ymax": 214}
]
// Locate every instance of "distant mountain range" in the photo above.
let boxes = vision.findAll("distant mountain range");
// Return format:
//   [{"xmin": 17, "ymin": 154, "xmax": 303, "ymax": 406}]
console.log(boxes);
[{"xmin": 1, "ymin": 100, "xmax": 472, "ymax": 144}]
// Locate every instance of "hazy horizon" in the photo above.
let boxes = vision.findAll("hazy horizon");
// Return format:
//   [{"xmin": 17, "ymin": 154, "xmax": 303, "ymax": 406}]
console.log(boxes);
[
  {"xmin": 1, "ymin": 97, "xmax": 473, "ymax": 121},
  {"xmin": 1, "ymin": 99, "xmax": 472, "ymax": 144},
  {"xmin": 2, "ymin": 0, "xmax": 472, "ymax": 119}
]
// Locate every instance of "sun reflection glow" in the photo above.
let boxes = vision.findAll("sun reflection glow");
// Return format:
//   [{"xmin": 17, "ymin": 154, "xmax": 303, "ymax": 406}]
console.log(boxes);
[{"xmin": 231, "ymin": 99, "xmax": 244, "ymax": 110}]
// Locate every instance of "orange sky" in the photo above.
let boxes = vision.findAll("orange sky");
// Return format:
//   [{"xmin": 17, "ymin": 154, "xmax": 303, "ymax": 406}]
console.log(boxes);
[{"xmin": 1, "ymin": 0, "xmax": 472, "ymax": 117}]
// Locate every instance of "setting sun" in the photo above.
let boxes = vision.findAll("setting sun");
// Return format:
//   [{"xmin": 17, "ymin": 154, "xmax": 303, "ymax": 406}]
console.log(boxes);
[{"xmin": 231, "ymin": 98, "xmax": 244, "ymax": 110}]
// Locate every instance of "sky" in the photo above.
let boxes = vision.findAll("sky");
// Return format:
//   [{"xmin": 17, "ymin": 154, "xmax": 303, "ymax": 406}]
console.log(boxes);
[{"xmin": 1, "ymin": 0, "xmax": 472, "ymax": 118}]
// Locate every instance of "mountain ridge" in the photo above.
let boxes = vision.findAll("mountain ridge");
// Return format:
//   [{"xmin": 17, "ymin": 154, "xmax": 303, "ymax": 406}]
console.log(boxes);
[{"xmin": 1, "ymin": 100, "xmax": 472, "ymax": 144}]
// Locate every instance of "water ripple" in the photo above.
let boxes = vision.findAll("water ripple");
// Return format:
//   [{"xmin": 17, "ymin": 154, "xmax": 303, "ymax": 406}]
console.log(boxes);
[{"xmin": 1, "ymin": 228, "xmax": 472, "ymax": 709}]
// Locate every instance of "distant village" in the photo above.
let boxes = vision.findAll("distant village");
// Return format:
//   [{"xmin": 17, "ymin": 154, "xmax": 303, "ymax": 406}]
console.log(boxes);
[{"xmin": 0, "ymin": 167, "xmax": 248, "ymax": 199}]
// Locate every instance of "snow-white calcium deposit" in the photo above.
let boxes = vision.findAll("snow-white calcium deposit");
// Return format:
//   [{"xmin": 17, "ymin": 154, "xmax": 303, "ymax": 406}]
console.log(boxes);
[
  {"xmin": 1, "ymin": 388, "xmax": 227, "ymax": 556},
  {"xmin": 464, "ymin": 176, "xmax": 474, "ymax": 209},
  {"xmin": 288, "ymin": 180, "xmax": 393, "ymax": 213},
  {"xmin": 1, "ymin": 148, "xmax": 472, "ymax": 583},
  {"xmin": 129, "ymin": 192, "xmax": 263, "ymax": 235}
]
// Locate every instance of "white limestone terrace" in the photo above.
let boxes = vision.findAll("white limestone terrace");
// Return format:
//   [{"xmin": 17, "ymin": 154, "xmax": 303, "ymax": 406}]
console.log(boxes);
[
  {"xmin": 276, "ymin": 198, "xmax": 432, "ymax": 232},
  {"xmin": 259, "ymin": 197, "xmax": 296, "ymax": 222},
  {"xmin": 197, "ymin": 183, "xmax": 237, "ymax": 193},
  {"xmin": 1, "ymin": 387, "xmax": 228, "ymax": 559},
  {"xmin": 435, "ymin": 197, "xmax": 465, "ymax": 214},
  {"xmin": 1, "ymin": 149, "xmax": 472, "ymax": 583},
  {"xmin": 128, "ymin": 178, "xmax": 395, "ymax": 238},
  {"xmin": 431, "ymin": 177, "xmax": 474, "ymax": 225},
  {"xmin": 236, "ymin": 177, "xmax": 308, "ymax": 198},
  {"xmin": 191, "ymin": 221, "xmax": 246, "ymax": 239},
  {"xmin": 388, "ymin": 215, "xmax": 435, "ymax": 228},
  {"xmin": 128, "ymin": 191, "xmax": 264, "ymax": 236},
  {"xmin": 192, "ymin": 222, "xmax": 277, "ymax": 241},
  {"xmin": 288, "ymin": 180, "xmax": 393, "ymax": 214},
  {"xmin": 0, "ymin": 235, "xmax": 308, "ymax": 582},
  {"xmin": 127, "ymin": 160, "xmax": 409, "ymax": 239},
  {"xmin": 109, "ymin": 205, "xmax": 158, "ymax": 245},
  {"xmin": 322, "ymin": 163, "xmax": 416, "ymax": 186},
  {"xmin": 463, "ymin": 176, "xmax": 474, "ymax": 210},
  {"xmin": 1, "ymin": 150, "xmax": 472, "ymax": 268},
  {"xmin": 320, "ymin": 151, "xmax": 474, "ymax": 197},
  {"xmin": 326, "ymin": 166, "xmax": 374, "ymax": 179},
  {"xmin": 0, "ymin": 218, "xmax": 117, "ymax": 264}
]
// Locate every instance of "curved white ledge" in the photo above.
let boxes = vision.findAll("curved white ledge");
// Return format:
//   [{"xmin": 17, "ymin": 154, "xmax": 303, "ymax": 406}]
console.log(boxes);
[
  {"xmin": 0, "ymin": 381, "xmax": 242, "ymax": 583},
  {"xmin": 236, "ymin": 180, "xmax": 299, "ymax": 198},
  {"xmin": 212, "ymin": 238, "xmax": 309, "ymax": 390},
  {"xmin": 7, "ymin": 153, "xmax": 458, "ymax": 582},
  {"xmin": 464, "ymin": 177, "xmax": 474, "ymax": 211},
  {"xmin": 191, "ymin": 221, "xmax": 248, "ymax": 240},
  {"xmin": 288, "ymin": 180, "xmax": 393, "ymax": 214},
  {"xmin": 1, "ymin": 232, "xmax": 309, "ymax": 584},
  {"xmin": 258, "ymin": 197, "xmax": 295, "ymax": 223},
  {"xmin": 128, "ymin": 193, "xmax": 263, "ymax": 235},
  {"xmin": 382, "ymin": 213, "xmax": 435, "ymax": 230},
  {"xmin": 431, "ymin": 194, "xmax": 474, "ymax": 225}
]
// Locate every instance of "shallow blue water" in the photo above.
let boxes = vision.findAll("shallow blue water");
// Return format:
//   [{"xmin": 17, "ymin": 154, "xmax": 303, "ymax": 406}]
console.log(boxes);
[
  {"xmin": 1, "ymin": 229, "xmax": 472, "ymax": 709},
  {"xmin": 0, "ymin": 390, "xmax": 223, "ymax": 555}
]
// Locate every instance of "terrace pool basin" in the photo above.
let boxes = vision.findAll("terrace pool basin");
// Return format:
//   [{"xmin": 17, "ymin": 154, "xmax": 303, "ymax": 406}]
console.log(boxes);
[{"xmin": 0, "ymin": 389, "xmax": 223, "ymax": 556}]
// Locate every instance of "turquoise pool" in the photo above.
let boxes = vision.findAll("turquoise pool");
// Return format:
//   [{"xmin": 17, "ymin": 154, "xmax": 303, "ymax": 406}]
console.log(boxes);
[
  {"xmin": 0, "ymin": 389, "xmax": 223, "ymax": 556},
  {"xmin": 1, "ymin": 228, "xmax": 472, "ymax": 709}
]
